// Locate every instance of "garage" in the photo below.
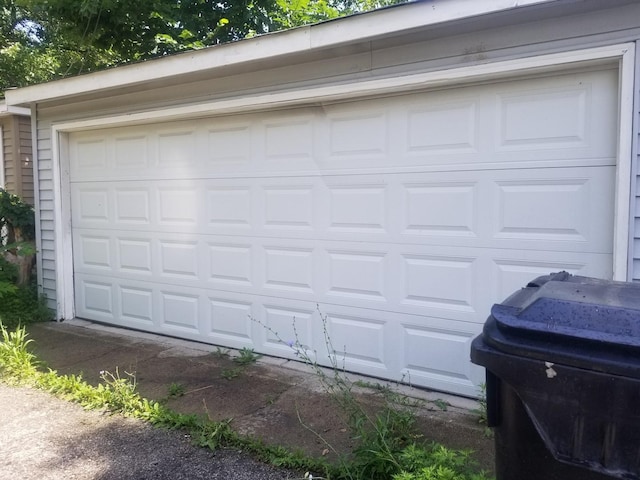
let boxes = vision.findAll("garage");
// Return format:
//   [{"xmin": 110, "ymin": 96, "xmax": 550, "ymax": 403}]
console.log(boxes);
[
  {"xmin": 68, "ymin": 67, "xmax": 616, "ymax": 396},
  {"xmin": 5, "ymin": 0, "xmax": 639, "ymax": 398}
]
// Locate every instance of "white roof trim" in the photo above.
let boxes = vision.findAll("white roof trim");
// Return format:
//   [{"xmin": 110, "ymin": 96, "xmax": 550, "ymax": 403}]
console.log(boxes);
[
  {"xmin": 52, "ymin": 43, "xmax": 629, "ymax": 133},
  {"xmin": 0, "ymin": 100, "xmax": 30, "ymax": 117},
  {"xmin": 5, "ymin": 0, "xmax": 558, "ymax": 106}
]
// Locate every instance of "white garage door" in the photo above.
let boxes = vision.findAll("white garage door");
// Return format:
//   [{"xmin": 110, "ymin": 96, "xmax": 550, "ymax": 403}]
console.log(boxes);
[{"xmin": 69, "ymin": 67, "xmax": 617, "ymax": 396}]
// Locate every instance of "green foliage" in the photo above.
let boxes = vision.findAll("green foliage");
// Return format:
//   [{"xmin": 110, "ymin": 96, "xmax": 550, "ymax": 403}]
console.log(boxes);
[
  {"xmin": 0, "ymin": 256, "xmax": 18, "ymax": 299},
  {"xmin": 218, "ymin": 347, "xmax": 262, "ymax": 380},
  {"xmin": 1, "ymin": 0, "xmax": 409, "ymax": 92},
  {"xmin": 0, "ymin": 279, "xmax": 53, "ymax": 329},
  {"xmin": 475, "ymin": 384, "xmax": 487, "ymax": 425},
  {"xmin": 473, "ymin": 383, "xmax": 493, "ymax": 438},
  {"xmin": 167, "ymin": 382, "xmax": 185, "ymax": 398},
  {"xmin": 392, "ymin": 444, "xmax": 492, "ymax": 480},
  {"xmin": 271, "ymin": 0, "xmax": 405, "ymax": 29},
  {"xmin": 271, "ymin": 0, "xmax": 340, "ymax": 30},
  {"xmin": 233, "ymin": 347, "xmax": 261, "ymax": 366},
  {"xmin": 433, "ymin": 399, "xmax": 449, "ymax": 412},
  {"xmin": 0, "ymin": 190, "xmax": 51, "ymax": 326},
  {"xmin": 0, "ymin": 188, "xmax": 35, "ymax": 242},
  {"xmin": 0, "ymin": 323, "xmax": 38, "ymax": 381},
  {"xmin": 221, "ymin": 367, "xmax": 244, "ymax": 380},
  {"xmin": 213, "ymin": 346, "xmax": 230, "ymax": 358}
]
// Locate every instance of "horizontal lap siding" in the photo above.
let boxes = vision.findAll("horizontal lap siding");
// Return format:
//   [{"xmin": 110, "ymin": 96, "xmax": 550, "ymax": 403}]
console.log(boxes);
[
  {"xmin": 35, "ymin": 118, "xmax": 57, "ymax": 309},
  {"xmin": 633, "ymin": 38, "xmax": 640, "ymax": 282},
  {"xmin": 0, "ymin": 115, "xmax": 33, "ymax": 204},
  {"xmin": 1, "ymin": 117, "xmax": 14, "ymax": 192},
  {"xmin": 635, "ymin": 179, "xmax": 640, "ymax": 280},
  {"xmin": 17, "ymin": 115, "xmax": 34, "ymax": 205},
  {"xmin": 33, "ymin": 3, "xmax": 640, "ymax": 315}
]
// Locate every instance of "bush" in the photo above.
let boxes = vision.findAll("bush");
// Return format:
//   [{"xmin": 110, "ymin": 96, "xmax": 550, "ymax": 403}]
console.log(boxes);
[
  {"xmin": 0, "ymin": 256, "xmax": 18, "ymax": 299},
  {"xmin": 0, "ymin": 280, "xmax": 53, "ymax": 330},
  {"xmin": 0, "ymin": 190, "xmax": 51, "ymax": 327},
  {"xmin": 0, "ymin": 188, "xmax": 35, "ymax": 242}
]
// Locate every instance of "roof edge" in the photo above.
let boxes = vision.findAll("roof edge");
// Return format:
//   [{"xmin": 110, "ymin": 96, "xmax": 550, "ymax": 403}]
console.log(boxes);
[
  {"xmin": 4, "ymin": 0, "xmax": 559, "ymax": 107},
  {"xmin": 0, "ymin": 100, "xmax": 30, "ymax": 117}
]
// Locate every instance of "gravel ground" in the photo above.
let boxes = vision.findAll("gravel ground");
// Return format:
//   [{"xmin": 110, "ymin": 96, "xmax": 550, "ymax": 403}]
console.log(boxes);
[{"xmin": 0, "ymin": 384, "xmax": 298, "ymax": 480}]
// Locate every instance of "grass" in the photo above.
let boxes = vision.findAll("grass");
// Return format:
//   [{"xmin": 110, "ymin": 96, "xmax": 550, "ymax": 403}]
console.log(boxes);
[{"xmin": 0, "ymin": 321, "xmax": 493, "ymax": 480}]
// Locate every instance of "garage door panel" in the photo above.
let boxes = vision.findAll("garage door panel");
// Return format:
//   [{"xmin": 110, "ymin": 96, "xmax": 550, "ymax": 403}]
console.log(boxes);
[
  {"xmin": 492, "ymin": 251, "xmax": 613, "ymax": 304},
  {"xmin": 77, "ymin": 277, "xmax": 114, "ymax": 318},
  {"xmin": 118, "ymin": 238, "xmax": 153, "ymax": 274},
  {"xmin": 405, "ymin": 101, "xmax": 477, "ymax": 155},
  {"xmin": 263, "ymin": 115, "xmax": 315, "ymax": 162},
  {"xmin": 262, "ymin": 184, "xmax": 316, "ymax": 231},
  {"xmin": 70, "ymin": 68, "xmax": 618, "ymax": 396},
  {"xmin": 400, "ymin": 317, "xmax": 483, "ymax": 395},
  {"xmin": 156, "ymin": 129, "xmax": 199, "ymax": 168},
  {"xmin": 497, "ymin": 86, "xmax": 588, "ymax": 150},
  {"xmin": 73, "ymin": 228, "xmax": 613, "ymax": 325},
  {"xmin": 69, "ymin": 70, "xmax": 617, "ymax": 184},
  {"xmin": 327, "ymin": 184, "xmax": 388, "ymax": 233},
  {"xmin": 71, "ymin": 166, "xmax": 613, "ymax": 254},
  {"xmin": 157, "ymin": 187, "xmax": 201, "ymax": 225},
  {"xmin": 159, "ymin": 290, "xmax": 201, "ymax": 333},
  {"xmin": 399, "ymin": 253, "xmax": 478, "ymax": 313},
  {"xmin": 73, "ymin": 187, "xmax": 111, "ymax": 224},
  {"xmin": 119, "ymin": 285, "xmax": 154, "ymax": 325},
  {"xmin": 207, "ymin": 185, "xmax": 254, "ymax": 229},
  {"xmin": 114, "ymin": 135, "xmax": 149, "ymax": 169},
  {"xmin": 77, "ymin": 235, "xmax": 113, "ymax": 271},
  {"xmin": 490, "ymin": 166, "xmax": 615, "ymax": 252},
  {"xmin": 263, "ymin": 245, "xmax": 316, "ymax": 294},
  {"xmin": 208, "ymin": 297, "xmax": 254, "ymax": 345},
  {"xmin": 260, "ymin": 303, "xmax": 315, "ymax": 354},
  {"xmin": 402, "ymin": 181, "xmax": 478, "ymax": 238},
  {"xmin": 209, "ymin": 242, "xmax": 253, "ymax": 287},
  {"xmin": 115, "ymin": 189, "xmax": 151, "ymax": 224}
]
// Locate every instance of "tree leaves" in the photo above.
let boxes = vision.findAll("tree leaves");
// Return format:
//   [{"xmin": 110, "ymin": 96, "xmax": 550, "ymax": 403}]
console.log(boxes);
[{"xmin": 0, "ymin": 0, "xmax": 407, "ymax": 93}]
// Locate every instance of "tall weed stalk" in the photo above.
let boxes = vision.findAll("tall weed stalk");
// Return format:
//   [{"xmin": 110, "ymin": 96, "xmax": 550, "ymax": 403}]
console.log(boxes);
[{"xmin": 255, "ymin": 306, "xmax": 492, "ymax": 480}]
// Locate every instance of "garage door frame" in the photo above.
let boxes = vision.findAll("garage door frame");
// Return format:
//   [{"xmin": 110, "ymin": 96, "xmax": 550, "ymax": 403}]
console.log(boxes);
[{"xmin": 48, "ymin": 43, "xmax": 635, "ymax": 322}]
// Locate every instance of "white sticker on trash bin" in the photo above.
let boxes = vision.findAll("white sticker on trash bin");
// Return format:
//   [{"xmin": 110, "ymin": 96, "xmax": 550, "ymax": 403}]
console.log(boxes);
[{"xmin": 545, "ymin": 362, "xmax": 557, "ymax": 379}]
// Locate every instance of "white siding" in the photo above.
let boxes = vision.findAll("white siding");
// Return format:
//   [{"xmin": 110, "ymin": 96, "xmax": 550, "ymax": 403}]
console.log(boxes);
[{"xmin": 633, "ymin": 39, "xmax": 640, "ymax": 281}]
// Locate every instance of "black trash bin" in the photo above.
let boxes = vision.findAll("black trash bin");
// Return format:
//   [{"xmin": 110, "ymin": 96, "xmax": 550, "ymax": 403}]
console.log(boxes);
[{"xmin": 471, "ymin": 271, "xmax": 640, "ymax": 480}]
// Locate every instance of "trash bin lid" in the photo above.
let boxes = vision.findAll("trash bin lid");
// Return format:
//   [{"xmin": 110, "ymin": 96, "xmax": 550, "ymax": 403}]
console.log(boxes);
[{"xmin": 482, "ymin": 272, "xmax": 640, "ymax": 378}]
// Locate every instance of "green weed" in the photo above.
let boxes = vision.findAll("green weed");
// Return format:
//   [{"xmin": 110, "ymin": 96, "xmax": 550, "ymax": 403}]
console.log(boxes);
[
  {"xmin": 168, "ymin": 382, "xmax": 185, "ymax": 397},
  {"xmin": 233, "ymin": 347, "xmax": 261, "ymax": 366},
  {"xmin": 473, "ymin": 383, "xmax": 493, "ymax": 438},
  {"xmin": 221, "ymin": 367, "xmax": 243, "ymax": 380},
  {"xmin": 433, "ymin": 399, "xmax": 449, "ymax": 412},
  {"xmin": 213, "ymin": 346, "xmax": 230, "ymax": 358},
  {"xmin": 0, "ymin": 323, "xmax": 38, "ymax": 381}
]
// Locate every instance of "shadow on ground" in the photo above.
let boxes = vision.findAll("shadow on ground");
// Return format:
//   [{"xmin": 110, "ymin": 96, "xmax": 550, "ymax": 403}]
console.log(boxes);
[{"xmin": 0, "ymin": 384, "xmax": 295, "ymax": 480}]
